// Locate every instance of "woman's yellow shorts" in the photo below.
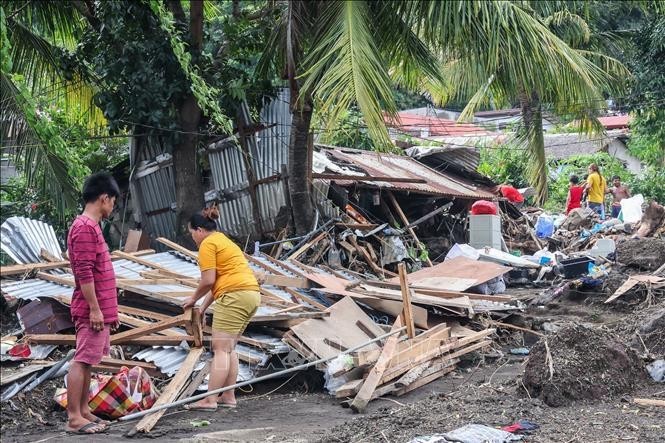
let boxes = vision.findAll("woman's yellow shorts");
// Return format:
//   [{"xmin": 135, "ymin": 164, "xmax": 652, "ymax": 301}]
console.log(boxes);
[{"xmin": 212, "ymin": 290, "xmax": 261, "ymax": 334}]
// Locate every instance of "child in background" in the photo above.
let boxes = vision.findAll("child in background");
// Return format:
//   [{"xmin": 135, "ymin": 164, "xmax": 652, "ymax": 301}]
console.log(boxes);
[{"xmin": 565, "ymin": 175, "xmax": 584, "ymax": 214}]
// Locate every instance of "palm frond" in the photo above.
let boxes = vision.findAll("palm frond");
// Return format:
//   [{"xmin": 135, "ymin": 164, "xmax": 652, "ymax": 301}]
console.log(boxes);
[
  {"xmin": 300, "ymin": 1, "xmax": 396, "ymax": 151},
  {"xmin": 544, "ymin": 9, "xmax": 591, "ymax": 47}
]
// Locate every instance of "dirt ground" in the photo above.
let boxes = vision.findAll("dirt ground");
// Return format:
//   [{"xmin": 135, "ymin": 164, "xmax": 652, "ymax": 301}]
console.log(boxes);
[{"xmin": 2, "ymin": 275, "xmax": 664, "ymax": 443}]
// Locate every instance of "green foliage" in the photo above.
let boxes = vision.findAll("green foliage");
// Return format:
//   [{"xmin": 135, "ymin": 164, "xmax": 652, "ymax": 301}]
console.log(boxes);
[
  {"xmin": 79, "ymin": 1, "xmax": 190, "ymax": 138},
  {"xmin": 478, "ymin": 147, "xmax": 530, "ymax": 188},
  {"xmin": 148, "ymin": 0, "xmax": 232, "ymax": 134},
  {"xmin": 630, "ymin": 167, "xmax": 665, "ymax": 203},
  {"xmin": 314, "ymin": 108, "xmax": 374, "ymax": 150},
  {"xmin": 625, "ymin": 13, "xmax": 665, "ymax": 167},
  {"xmin": 0, "ymin": 176, "xmax": 73, "ymax": 239}
]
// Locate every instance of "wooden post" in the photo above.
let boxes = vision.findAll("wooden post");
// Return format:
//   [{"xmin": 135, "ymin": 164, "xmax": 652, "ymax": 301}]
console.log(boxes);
[
  {"xmin": 386, "ymin": 191, "xmax": 433, "ymax": 266},
  {"xmin": 130, "ymin": 347, "xmax": 204, "ymax": 434},
  {"xmin": 397, "ymin": 263, "xmax": 416, "ymax": 339},
  {"xmin": 350, "ymin": 317, "xmax": 403, "ymax": 413}
]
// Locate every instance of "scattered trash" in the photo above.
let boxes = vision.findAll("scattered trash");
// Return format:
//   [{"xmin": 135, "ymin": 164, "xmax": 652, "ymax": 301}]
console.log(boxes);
[
  {"xmin": 501, "ymin": 419, "xmax": 540, "ymax": 434},
  {"xmin": 190, "ymin": 419, "xmax": 211, "ymax": 427},
  {"xmin": 646, "ymin": 360, "xmax": 664, "ymax": 382},
  {"xmin": 509, "ymin": 348, "xmax": 530, "ymax": 356},
  {"xmin": 408, "ymin": 424, "xmax": 523, "ymax": 443}
]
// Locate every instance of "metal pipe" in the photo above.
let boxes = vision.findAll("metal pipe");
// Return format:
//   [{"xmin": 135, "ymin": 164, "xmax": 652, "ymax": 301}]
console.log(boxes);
[{"xmin": 118, "ymin": 326, "xmax": 406, "ymax": 422}]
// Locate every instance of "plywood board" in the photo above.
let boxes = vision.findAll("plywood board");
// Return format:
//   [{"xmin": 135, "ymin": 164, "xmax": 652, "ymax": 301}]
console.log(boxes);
[
  {"xmin": 387, "ymin": 256, "xmax": 510, "ymax": 291},
  {"xmin": 290, "ymin": 297, "xmax": 385, "ymax": 360}
]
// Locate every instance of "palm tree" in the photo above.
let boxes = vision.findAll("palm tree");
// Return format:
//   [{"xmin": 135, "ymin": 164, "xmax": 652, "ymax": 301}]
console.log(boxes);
[
  {"xmin": 258, "ymin": 0, "xmax": 629, "ymax": 229},
  {"xmin": 1, "ymin": 1, "xmax": 101, "ymax": 216},
  {"xmin": 423, "ymin": 1, "xmax": 631, "ymax": 204}
]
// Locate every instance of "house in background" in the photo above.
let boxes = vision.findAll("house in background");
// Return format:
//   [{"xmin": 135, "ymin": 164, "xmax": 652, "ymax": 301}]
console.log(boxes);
[
  {"xmin": 544, "ymin": 129, "xmax": 643, "ymax": 174},
  {"xmin": 473, "ymin": 108, "xmax": 558, "ymax": 132},
  {"xmin": 386, "ymin": 108, "xmax": 492, "ymax": 142}
]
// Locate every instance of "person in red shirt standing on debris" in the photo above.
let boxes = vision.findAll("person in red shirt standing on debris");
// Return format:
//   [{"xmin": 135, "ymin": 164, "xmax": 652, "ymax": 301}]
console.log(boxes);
[
  {"xmin": 565, "ymin": 175, "xmax": 584, "ymax": 214},
  {"xmin": 65, "ymin": 172, "xmax": 120, "ymax": 434},
  {"xmin": 499, "ymin": 183, "xmax": 525, "ymax": 208}
]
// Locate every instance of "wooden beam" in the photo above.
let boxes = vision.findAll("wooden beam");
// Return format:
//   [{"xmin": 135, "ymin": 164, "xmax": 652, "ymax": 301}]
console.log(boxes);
[
  {"xmin": 386, "ymin": 192, "xmax": 432, "ymax": 267},
  {"xmin": 110, "ymin": 311, "xmax": 190, "ymax": 344},
  {"xmin": 287, "ymin": 232, "xmax": 328, "ymax": 261},
  {"xmin": 26, "ymin": 334, "xmax": 198, "ymax": 346},
  {"xmin": 1, "ymin": 250, "xmax": 156, "ymax": 276},
  {"xmin": 633, "ymin": 398, "xmax": 665, "ymax": 407},
  {"xmin": 312, "ymin": 173, "xmax": 427, "ymax": 184},
  {"xmin": 112, "ymin": 251, "xmax": 190, "ymax": 279},
  {"xmin": 1, "ymin": 260, "xmax": 71, "ymax": 276},
  {"xmin": 156, "ymin": 237, "xmax": 198, "ymax": 261},
  {"xmin": 398, "ymin": 263, "xmax": 416, "ymax": 339},
  {"xmin": 131, "ymin": 347, "xmax": 204, "ymax": 434},
  {"xmin": 350, "ymin": 318, "xmax": 403, "ymax": 413}
]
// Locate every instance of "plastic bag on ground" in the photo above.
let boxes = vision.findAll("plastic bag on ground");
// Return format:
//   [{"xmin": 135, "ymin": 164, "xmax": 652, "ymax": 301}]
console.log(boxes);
[
  {"xmin": 324, "ymin": 354, "xmax": 354, "ymax": 394},
  {"xmin": 445, "ymin": 243, "xmax": 480, "ymax": 261},
  {"xmin": 647, "ymin": 360, "xmax": 665, "ymax": 382},
  {"xmin": 409, "ymin": 424, "xmax": 523, "ymax": 443},
  {"xmin": 535, "ymin": 215, "xmax": 554, "ymax": 238}
]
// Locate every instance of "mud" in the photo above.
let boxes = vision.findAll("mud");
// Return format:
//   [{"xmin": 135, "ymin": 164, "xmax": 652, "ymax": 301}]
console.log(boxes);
[
  {"xmin": 523, "ymin": 324, "xmax": 645, "ymax": 407},
  {"xmin": 616, "ymin": 238, "xmax": 665, "ymax": 271}
]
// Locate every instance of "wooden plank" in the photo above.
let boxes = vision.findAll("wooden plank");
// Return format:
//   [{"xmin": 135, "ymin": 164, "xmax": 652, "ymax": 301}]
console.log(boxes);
[
  {"xmin": 0, "ymin": 363, "xmax": 55, "ymax": 386},
  {"xmin": 112, "ymin": 251, "xmax": 190, "ymax": 279},
  {"xmin": 100, "ymin": 357, "xmax": 158, "ymax": 371},
  {"xmin": 259, "ymin": 274, "xmax": 311, "ymax": 289},
  {"xmin": 335, "ymin": 379, "xmax": 364, "ymax": 398},
  {"xmin": 387, "ymin": 256, "xmax": 510, "ymax": 290},
  {"xmin": 312, "ymin": 173, "xmax": 427, "ymax": 183},
  {"xmin": 132, "ymin": 347, "xmax": 204, "ymax": 434},
  {"xmin": 288, "ymin": 232, "xmax": 328, "ymax": 261},
  {"xmin": 350, "ymin": 317, "xmax": 403, "ymax": 413},
  {"xmin": 177, "ymin": 360, "xmax": 211, "ymax": 400},
  {"xmin": 633, "ymin": 398, "xmax": 665, "ymax": 407},
  {"xmin": 393, "ymin": 364, "xmax": 457, "ymax": 396},
  {"xmin": 348, "ymin": 236, "xmax": 390, "ymax": 277},
  {"xmin": 398, "ymin": 263, "xmax": 416, "ymax": 339},
  {"xmin": 386, "ymin": 191, "xmax": 432, "ymax": 267},
  {"xmin": 110, "ymin": 311, "xmax": 190, "ymax": 344},
  {"xmin": 26, "ymin": 334, "xmax": 198, "ymax": 346},
  {"xmin": 1, "ymin": 250, "xmax": 156, "ymax": 276},
  {"xmin": 605, "ymin": 275, "xmax": 664, "ymax": 303},
  {"xmin": 378, "ymin": 332, "xmax": 493, "ymax": 385},
  {"xmin": 1, "ymin": 260, "xmax": 71, "ymax": 276},
  {"xmin": 156, "ymin": 237, "xmax": 198, "ymax": 261}
]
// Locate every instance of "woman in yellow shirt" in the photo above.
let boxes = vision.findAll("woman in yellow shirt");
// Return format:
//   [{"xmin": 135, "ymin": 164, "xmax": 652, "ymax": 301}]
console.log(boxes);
[
  {"xmin": 584, "ymin": 163, "xmax": 607, "ymax": 219},
  {"xmin": 182, "ymin": 207, "xmax": 260, "ymax": 411}
]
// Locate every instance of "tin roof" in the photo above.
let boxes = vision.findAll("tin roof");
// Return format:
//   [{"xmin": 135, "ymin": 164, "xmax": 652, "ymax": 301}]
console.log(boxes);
[
  {"xmin": 386, "ymin": 112, "xmax": 491, "ymax": 137},
  {"xmin": 318, "ymin": 147, "xmax": 496, "ymax": 200}
]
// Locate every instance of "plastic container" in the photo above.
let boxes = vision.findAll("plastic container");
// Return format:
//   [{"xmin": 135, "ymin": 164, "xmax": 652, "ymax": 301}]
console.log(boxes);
[
  {"xmin": 620, "ymin": 194, "xmax": 644, "ymax": 223},
  {"xmin": 535, "ymin": 214, "xmax": 554, "ymax": 238},
  {"xmin": 559, "ymin": 256, "xmax": 595, "ymax": 279}
]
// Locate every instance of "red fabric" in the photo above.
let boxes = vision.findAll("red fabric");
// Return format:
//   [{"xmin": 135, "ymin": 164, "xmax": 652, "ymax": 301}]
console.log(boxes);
[
  {"xmin": 500, "ymin": 185, "xmax": 524, "ymax": 203},
  {"xmin": 566, "ymin": 185, "xmax": 584, "ymax": 214},
  {"xmin": 67, "ymin": 215, "xmax": 118, "ymax": 323},
  {"xmin": 471, "ymin": 200, "xmax": 498, "ymax": 215}
]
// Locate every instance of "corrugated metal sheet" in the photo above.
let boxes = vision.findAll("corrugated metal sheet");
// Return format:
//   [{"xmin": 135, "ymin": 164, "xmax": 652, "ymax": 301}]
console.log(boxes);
[
  {"xmin": 319, "ymin": 147, "xmax": 496, "ymax": 200},
  {"xmin": 133, "ymin": 153, "xmax": 177, "ymax": 241},
  {"xmin": 132, "ymin": 346, "xmax": 208, "ymax": 377},
  {"xmin": 208, "ymin": 89, "xmax": 292, "ymax": 238},
  {"xmin": 0, "ymin": 216, "xmax": 63, "ymax": 264},
  {"xmin": 1, "ymin": 278, "xmax": 72, "ymax": 301}
]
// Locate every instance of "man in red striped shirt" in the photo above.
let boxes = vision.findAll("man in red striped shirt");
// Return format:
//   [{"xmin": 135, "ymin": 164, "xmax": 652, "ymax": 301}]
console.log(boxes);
[{"xmin": 65, "ymin": 172, "xmax": 120, "ymax": 434}]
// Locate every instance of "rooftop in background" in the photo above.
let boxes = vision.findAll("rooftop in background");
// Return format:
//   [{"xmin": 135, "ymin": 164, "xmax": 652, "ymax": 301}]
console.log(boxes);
[
  {"xmin": 543, "ymin": 129, "xmax": 636, "ymax": 166},
  {"xmin": 474, "ymin": 108, "xmax": 521, "ymax": 118},
  {"xmin": 386, "ymin": 110, "xmax": 492, "ymax": 138},
  {"xmin": 314, "ymin": 146, "xmax": 497, "ymax": 200},
  {"xmin": 596, "ymin": 114, "xmax": 632, "ymax": 130}
]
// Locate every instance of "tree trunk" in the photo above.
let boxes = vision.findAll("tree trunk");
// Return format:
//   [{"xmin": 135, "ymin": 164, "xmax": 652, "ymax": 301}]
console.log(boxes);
[
  {"xmin": 172, "ymin": 0, "xmax": 204, "ymax": 247},
  {"xmin": 520, "ymin": 91, "xmax": 547, "ymax": 205},
  {"xmin": 174, "ymin": 95, "xmax": 204, "ymax": 248},
  {"xmin": 288, "ymin": 102, "xmax": 315, "ymax": 235}
]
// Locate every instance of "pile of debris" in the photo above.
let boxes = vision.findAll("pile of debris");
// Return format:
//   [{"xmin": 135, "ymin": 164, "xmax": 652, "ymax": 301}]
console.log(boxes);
[{"xmin": 0, "ymin": 216, "xmax": 521, "ymax": 433}]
